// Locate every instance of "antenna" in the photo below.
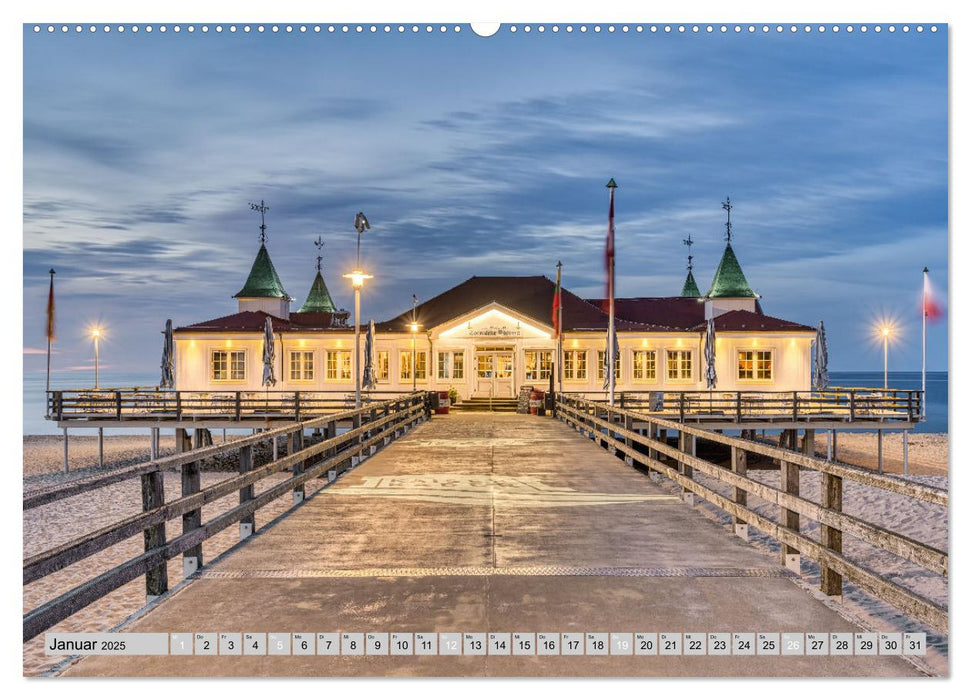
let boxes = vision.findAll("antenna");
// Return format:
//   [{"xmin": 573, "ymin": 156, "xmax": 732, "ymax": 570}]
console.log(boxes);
[
  {"xmin": 722, "ymin": 197, "xmax": 733, "ymax": 243},
  {"xmin": 682, "ymin": 233, "xmax": 694, "ymax": 272},
  {"xmin": 249, "ymin": 200, "xmax": 269, "ymax": 243},
  {"xmin": 313, "ymin": 236, "xmax": 324, "ymax": 273}
]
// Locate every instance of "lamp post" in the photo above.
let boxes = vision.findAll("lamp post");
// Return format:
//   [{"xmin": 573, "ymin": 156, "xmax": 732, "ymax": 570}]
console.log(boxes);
[
  {"xmin": 343, "ymin": 270, "xmax": 373, "ymax": 408},
  {"xmin": 880, "ymin": 325, "xmax": 893, "ymax": 389},
  {"xmin": 411, "ymin": 295, "xmax": 419, "ymax": 393},
  {"xmin": 91, "ymin": 327, "xmax": 102, "ymax": 389}
]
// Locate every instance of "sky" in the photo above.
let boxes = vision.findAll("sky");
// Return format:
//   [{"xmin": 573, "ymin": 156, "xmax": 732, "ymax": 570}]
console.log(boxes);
[{"xmin": 22, "ymin": 24, "xmax": 947, "ymax": 378}]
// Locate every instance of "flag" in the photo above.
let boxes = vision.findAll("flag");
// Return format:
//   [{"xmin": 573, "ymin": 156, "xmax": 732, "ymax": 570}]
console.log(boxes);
[
  {"xmin": 552, "ymin": 263, "xmax": 562, "ymax": 337},
  {"xmin": 46, "ymin": 269, "xmax": 56, "ymax": 342},
  {"xmin": 922, "ymin": 268, "xmax": 943, "ymax": 320},
  {"xmin": 605, "ymin": 180, "xmax": 616, "ymax": 301}
]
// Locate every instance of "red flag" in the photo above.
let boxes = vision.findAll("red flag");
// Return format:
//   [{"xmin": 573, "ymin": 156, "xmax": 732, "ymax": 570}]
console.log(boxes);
[
  {"xmin": 46, "ymin": 269, "xmax": 56, "ymax": 342},
  {"xmin": 923, "ymin": 269, "xmax": 943, "ymax": 320},
  {"xmin": 552, "ymin": 263, "xmax": 562, "ymax": 337},
  {"xmin": 605, "ymin": 179, "xmax": 616, "ymax": 301}
]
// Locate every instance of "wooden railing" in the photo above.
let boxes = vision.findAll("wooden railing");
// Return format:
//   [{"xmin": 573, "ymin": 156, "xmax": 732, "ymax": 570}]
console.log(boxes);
[
  {"xmin": 46, "ymin": 388, "xmax": 409, "ymax": 422},
  {"xmin": 554, "ymin": 394, "xmax": 947, "ymax": 632},
  {"xmin": 572, "ymin": 387, "xmax": 922, "ymax": 423},
  {"xmin": 23, "ymin": 393, "xmax": 431, "ymax": 641}
]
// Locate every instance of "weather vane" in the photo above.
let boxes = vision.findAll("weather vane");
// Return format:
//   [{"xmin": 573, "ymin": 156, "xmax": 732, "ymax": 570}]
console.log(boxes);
[
  {"xmin": 249, "ymin": 200, "xmax": 269, "ymax": 243},
  {"xmin": 722, "ymin": 197, "xmax": 733, "ymax": 243},
  {"xmin": 682, "ymin": 233, "xmax": 694, "ymax": 272},
  {"xmin": 313, "ymin": 235, "xmax": 325, "ymax": 273}
]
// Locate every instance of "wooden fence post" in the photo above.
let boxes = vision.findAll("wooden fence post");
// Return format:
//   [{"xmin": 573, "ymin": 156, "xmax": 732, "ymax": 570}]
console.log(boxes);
[
  {"xmin": 623, "ymin": 413, "xmax": 634, "ymax": 467},
  {"xmin": 140, "ymin": 470, "xmax": 168, "ymax": 600},
  {"xmin": 658, "ymin": 429, "xmax": 667, "ymax": 462},
  {"xmin": 290, "ymin": 430, "xmax": 305, "ymax": 504},
  {"xmin": 175, "ymin": 391, "xmax": 183, "ymax": 420},
  {"xmin": 821, "ymin": 472, "xmax": 843, "ymax": 596},
  {"xmin": 352, "ymin": 413, "xmax": 363, "ymax": 465},
  {"xmin": 294, "ymin": 392, "xmax": 301, "ymax": 422},
  {"xmin": 678, "ymin": 431, "xmax": 694, "ymax": 504},
  {"xmin": 179, "ymin": 428, "xmax": 202, "ymax": 577},
  {"xmin": 731, "ymin": 445, "xmax": 748, "ymax": 539},
  {"xmin": 238, "ymin": 444, "xmax": 254, "ymax": 539},
  {"xmin": 235, "ymin": 392, "xmax": 242, "ymax": 421},
  {"xmin": 781, "ymin": 459, "xmax": 800, "ymax": 573},
  {"xmin": 115, "ymin": 391, "xmax": 123, "ymax": 419}
]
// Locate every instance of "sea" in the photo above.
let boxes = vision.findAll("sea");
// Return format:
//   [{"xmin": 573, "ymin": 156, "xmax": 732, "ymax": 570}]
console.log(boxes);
[{"xmin": 19, "ymin": 369, "xmax": 948, "ymax": 436}]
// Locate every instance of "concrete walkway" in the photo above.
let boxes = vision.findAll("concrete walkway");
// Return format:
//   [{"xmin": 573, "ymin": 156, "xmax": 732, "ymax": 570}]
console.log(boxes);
[{"xmin": 65, "ymin": 413, "xmax": 922, "ymax": 677}]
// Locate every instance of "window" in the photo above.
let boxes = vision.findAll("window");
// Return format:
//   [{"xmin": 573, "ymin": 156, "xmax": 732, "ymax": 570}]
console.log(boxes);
[
  {"xmin": 597, "ymin": 350, "xmax": 621, "ymax": 381},
  {"xmin": 401, "ymin": 351, "xmax": 428, "ymax": 380},
  {"xmin": 288, "ymin": 351, "xmax": 314, "ymax": 381},
  {"xmin": 738, "ymin": 350, "xmax": 773, "ymax": 380},
  {"xmin": 437, "ymin": 351, "xmax": 465, "ymax": 379},
  {"xmin": 666, "ymin": 350, "xmax": 692, "ymax": 381},
  {"xmin": 525, "ymin": 350, "xmax": 553, "ymax": 381},
  {"xmin": 632, "ymin": 350, "xmax": 657, "ymax": 381},
  {"xmin": 376, "ymin": 350, "xmax": 389, "ymax": 381},
  {"xmin": 211, "ymin": 350, "xmax": 245, "ymax": 381},
  {"xmin": 326, "ymin": 350, "xmax": 352, "ymax": 380},
  {"xmin": 563, "ymin": 350, "xmax": 587, "ymax": 380}
]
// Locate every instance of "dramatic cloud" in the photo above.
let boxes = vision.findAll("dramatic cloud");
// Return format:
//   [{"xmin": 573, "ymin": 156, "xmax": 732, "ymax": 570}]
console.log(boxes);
[{"xmin": 23, "ymin": 28, "xmax": 947, "ymax": 382}]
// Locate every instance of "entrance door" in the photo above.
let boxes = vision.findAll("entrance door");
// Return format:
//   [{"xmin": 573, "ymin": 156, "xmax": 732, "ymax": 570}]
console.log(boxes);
[{"xmin": 474, "ymin": 348, "xmax": 515, "ymax": 398}]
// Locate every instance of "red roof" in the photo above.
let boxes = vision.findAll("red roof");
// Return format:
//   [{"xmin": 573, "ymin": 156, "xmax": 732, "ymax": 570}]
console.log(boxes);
[
  {"xmin": 175, "ymin": 278, "xmax": 812, "ymax": 335},
  {"xmin": 374, "ymin": 276, "xmax": 672, "ymax": 333},
  {"xmin": 692, "ymin": 309, "xmax": 814, "ymax": 333},
  {"xmin": 175, "ymin": 310, "xmax": 350, "ymax": 333}
]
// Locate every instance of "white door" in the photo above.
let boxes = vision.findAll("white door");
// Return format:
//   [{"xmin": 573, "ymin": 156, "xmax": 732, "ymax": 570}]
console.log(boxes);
[{"xmin": 474, "ymin": 351, "xmax": 516, "ymax": 398}]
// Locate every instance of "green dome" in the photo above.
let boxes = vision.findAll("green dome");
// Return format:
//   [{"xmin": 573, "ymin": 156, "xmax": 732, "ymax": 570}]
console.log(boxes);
[
  {"xmin": 680, "ymin": 270, "xmax": 701, "ymax": 298},
  {"xmin": 298, "ymin": 271, "xmax": 337, "ymax": 313},
  {"xmin": 706, "ymin": 243, "xmax": 756, "ymax": 298},
  {"xmin": 234, "ymin": 243, "xmax": 290, "ymax": 299}
]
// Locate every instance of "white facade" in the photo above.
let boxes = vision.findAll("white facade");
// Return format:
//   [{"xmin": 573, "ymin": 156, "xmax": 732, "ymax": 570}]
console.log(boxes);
[{"xmin": 174, "ymin": 301, "xmax": 815, "ymax": 399}]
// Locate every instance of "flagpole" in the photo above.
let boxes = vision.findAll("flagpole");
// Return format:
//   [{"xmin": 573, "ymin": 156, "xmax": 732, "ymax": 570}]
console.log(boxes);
[
  {"xmin": 45, "ymin": 269, "xmax": 55, "ymax": 397},
  {"xmin": 922, "ymin": 266, "xmax": 928, "ymax": 418},
  {"xmin": 606, "ymin": 179, "xmax": 617, "ymax": 407},
  {"xmin": 556, "ymin": 260, "xmax": 563, "ymax": 394}
]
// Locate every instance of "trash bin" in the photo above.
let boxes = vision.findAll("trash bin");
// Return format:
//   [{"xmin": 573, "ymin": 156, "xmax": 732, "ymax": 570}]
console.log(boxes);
[
  {"xmin": 436, "ymin": 391, "xmax": 450, "ymax": 415},
  {"xmin": 529, "ymin": 389, "xmax": 545, "ymax": 415}
]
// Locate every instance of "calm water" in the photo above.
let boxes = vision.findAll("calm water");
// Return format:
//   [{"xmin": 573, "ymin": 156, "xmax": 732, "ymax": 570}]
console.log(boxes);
[{"xmin": 21, "ymin": 369, "xmax": 948, "ymax": 435}]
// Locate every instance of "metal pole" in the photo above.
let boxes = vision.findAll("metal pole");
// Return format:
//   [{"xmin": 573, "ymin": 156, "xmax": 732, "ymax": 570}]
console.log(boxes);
[
  {"xmin": 354, "ymin": 286, "xmax": 361, "ymax": 408},
  {"xmin": 883, "ymin": 334, "xmax": 888, "ymax": 389},
  {"xmin": 94, "ymin": 336, "xmax": 100, "ymax": 389},
  {"xmin": 922, "ymin": 268, "xmax": 928, "ymax": 418},
  {"xmin": 98, "ymin": 427, "xmax": 104, "ymax": 468},
  {"xmin": 412, "ymin": 333, "xmax": 416, "ymax": 392}
]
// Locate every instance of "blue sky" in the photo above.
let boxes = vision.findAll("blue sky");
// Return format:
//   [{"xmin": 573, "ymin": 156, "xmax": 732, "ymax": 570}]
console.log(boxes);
[{"xmin": 22, "ymin": 25, "xmax": 947, "ymax": 376}]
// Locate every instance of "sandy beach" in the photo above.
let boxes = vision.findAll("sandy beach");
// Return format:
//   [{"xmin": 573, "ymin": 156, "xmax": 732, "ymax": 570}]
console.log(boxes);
[{"xmin": 809, "ymin": 431, "xmax": 948, "ymax": 476}]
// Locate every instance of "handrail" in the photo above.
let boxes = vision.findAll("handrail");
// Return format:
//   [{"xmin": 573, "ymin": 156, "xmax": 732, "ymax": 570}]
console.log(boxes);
[
  {"xmin": 554, "ymin": 394, "xmax": 947, "ymax": 632},
  {"xmin": 23, "ymin": 392, "xmax": 433, "ymax": 641}
]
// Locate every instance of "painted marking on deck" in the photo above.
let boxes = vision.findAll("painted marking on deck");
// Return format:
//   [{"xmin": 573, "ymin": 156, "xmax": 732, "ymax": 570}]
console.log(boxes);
[
  {"xmin": 335, "ymin": 473, "xmax": 680, "ymax": 507},
  {"xmin": 196, "ymin": 566, "xmax": 796, "ymax": 580}
]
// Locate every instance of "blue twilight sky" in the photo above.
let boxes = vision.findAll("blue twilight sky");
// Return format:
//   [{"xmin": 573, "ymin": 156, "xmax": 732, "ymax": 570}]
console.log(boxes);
[{"xmin": 22, "ymin": 25, "xmax": 947, "ymax": 376}]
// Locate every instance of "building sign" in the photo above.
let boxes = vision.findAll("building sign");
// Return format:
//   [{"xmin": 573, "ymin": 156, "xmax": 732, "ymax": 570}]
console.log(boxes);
[{"xmin": 467, "ymin": 324, "xmax": 522, "ymax": 337}]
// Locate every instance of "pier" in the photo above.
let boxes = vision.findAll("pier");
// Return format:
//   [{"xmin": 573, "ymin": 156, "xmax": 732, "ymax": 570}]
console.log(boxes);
[{"xmin": 24, "ymin": 396, "xmax": 945, "ymax": 677}]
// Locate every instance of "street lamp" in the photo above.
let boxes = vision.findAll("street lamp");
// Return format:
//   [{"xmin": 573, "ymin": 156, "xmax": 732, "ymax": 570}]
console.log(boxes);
[
  {"xmin": 90, "ymin": 327, "xmax": 102, "ymax": 389},
  {"xmin": 411, "ymin": 295, "xmax": 419, "ymax": 392},
  {"xmin": 879, "ymin": 324, "xmax": 893, "ymax": 389},
  {"xmin": 343, "ymin": 269, "xmax": 373, "ymax": 408}
]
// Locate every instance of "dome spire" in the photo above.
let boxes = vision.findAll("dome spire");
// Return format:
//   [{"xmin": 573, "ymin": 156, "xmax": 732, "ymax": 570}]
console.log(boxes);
[
  {"xmin": 298, "ymin": 237, "xmax": 337, "ymax": 314},
  {"xmin": 680, "ymin": 233, "xmax": 701, "ymax": 297}
]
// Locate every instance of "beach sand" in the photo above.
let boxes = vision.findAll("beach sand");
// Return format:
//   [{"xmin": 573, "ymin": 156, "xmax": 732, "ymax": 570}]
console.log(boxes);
[{"xmin": 809, "ymin": 431, "xmax": 948, "ymax": 476}]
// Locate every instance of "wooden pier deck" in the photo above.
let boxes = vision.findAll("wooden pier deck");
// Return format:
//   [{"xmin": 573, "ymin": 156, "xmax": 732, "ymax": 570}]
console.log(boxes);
[{"xmin": 59, "ymin": 413, "xmax": 926, "ymax": 677}]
